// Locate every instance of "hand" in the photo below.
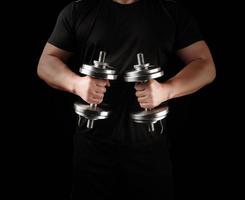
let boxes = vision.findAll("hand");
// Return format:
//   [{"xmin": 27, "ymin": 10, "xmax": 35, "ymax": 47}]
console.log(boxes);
[
  {"xmin": 135, "ymin": 80, "xmax": 171, "ymax": 109},
  {"xmin": 74, "ymin": 76, "xmax": 110, "ymax": 104}
]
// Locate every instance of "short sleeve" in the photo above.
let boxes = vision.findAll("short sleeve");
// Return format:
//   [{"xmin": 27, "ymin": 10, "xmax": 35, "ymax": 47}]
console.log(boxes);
[
  {"xmin": 174, "ymin": 2, "xmax": 203, "ymax": 50},
  {"xmin": 48, "ymin": 2, "xmax": 76, "ymax": 52}
]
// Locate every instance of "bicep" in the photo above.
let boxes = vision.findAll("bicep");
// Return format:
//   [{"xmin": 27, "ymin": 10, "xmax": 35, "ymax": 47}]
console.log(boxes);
[
  {"xmin": 176, "ymin": 41, "xmax": 214, "ymax": 64},
  {"xmin": 41, "ymin": 43, "xmax": 73, "ymax": 63}
]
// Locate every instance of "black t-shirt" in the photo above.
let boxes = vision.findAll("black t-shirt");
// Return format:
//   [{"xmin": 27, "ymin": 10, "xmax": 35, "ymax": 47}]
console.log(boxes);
[{"xmin": 48, "ymin": 0, "xmax": 202, "ymax": 144}]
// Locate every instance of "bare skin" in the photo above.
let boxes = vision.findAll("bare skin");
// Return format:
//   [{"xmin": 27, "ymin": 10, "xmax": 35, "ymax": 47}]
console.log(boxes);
[
  {"xmin": 38, "ymin": 41, "xmax": 215, "ymax": 108},
  {"xmin": 37, "ymin": 0, "xmax": 216, "ymax": 108},
  {"xmin": 135, "ymin": 41, "xmax": 216, "ymax": 108},
  {"xmin": 37, "ymin": 43, "xmax": 109, "ymax": 105},
  {"xmin": 112, "ymin": 0, "xmax": 138, "ymax": 4}
]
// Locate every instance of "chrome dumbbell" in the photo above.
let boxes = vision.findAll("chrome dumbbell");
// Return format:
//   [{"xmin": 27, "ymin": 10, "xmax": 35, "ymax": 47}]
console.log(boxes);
[
  {"xmin": 124, "ymin": 53, "xmax": 169, "ymax": 132},
  {"xmin": 74, "ymin": 51, "xmax": 118, "ymax": 129}
]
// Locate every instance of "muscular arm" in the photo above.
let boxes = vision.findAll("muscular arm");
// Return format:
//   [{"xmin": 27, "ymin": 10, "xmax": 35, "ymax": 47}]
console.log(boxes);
[
  {"xmin": 135, "ymin": 41, "xmax": 216, "ymax": 109},
  {"xmin": 37, "ymin": 43, "xmax": 108, "ymax": 104},
  {"xmin": 37, "ymin": 43, "xmax": 80, "ymax": 94},
  {"xmin": 167, "ymin": 41, "xmax": 216, "ymax": 99}
]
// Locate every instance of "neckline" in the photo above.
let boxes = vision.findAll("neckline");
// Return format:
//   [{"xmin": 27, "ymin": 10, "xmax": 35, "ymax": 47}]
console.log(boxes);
[{"xmin": 109, "ymin": 0, "xmax": 143, "ymax": 8}]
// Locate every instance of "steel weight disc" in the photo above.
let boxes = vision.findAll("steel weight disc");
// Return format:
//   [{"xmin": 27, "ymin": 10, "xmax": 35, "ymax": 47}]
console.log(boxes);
[
  {"xmin": 124, "ymin": 66, "xmax": 164, "ymax": 82},
  {"xmin": 80, "ymin": 64, "xmax": 117, "ymax": 80},
  {"xmin": 74, "ymin": 103, "xmax": 110, "ymax": 120},
  {"xmin": 131, "ymin": 106, "xmax": 169, "ymax": 123}
]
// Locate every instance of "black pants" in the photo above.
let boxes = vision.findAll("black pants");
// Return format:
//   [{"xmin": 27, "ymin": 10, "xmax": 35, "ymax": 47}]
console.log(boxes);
[{"xmin": 71, "ymin": 130, "xmax": 174, "ymax": 199}]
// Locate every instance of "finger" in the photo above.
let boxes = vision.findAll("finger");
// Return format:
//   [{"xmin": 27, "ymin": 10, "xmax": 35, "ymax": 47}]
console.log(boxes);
[
  {"xmin": 93, "ymin": 98, "xmax": 103, "ymax": 104},
  {"xmin": 139, "ymin": 102, "xmax": 153, "ymax": 109},
  {"xmin": 92, "ymin": 92, "xmax": 104, "ymax": 99},
  {"xmin": 91, "ymin": 99, "xmax": 102, "ymax": 104},
  {"xmin": 134, "ymin": 83, "xmax": 145, "ymax": 91},
  {"xmin": 88, "ymin": 96, "xmax": 103, "ymax": 104},
  {"xmin": 87, "ymin": 97, "xmax": 101, "ymax": 105},
  {"xmin": 135, "ymin": 90, "xmax": 146, "ymax": 97},
  {"xmin": 138, "ymin": 96, "xmax": 149, "ymax": 103},
  {"xmin": 95, "ymin": 86, "xmax": 106, "ymax": 94},
  {"xmin": 95, "ymin": 79, "xmax": 107, "ymax": 87}
]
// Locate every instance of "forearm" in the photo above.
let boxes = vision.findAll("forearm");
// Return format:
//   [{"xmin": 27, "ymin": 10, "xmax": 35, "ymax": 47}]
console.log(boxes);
[
  {"xmin": 166, "ymin": 58, "xmax": 216, "ymax": 99},
  {"xmin": 37, "ymin": 55, "xmax": 80, "ymax": 94}
]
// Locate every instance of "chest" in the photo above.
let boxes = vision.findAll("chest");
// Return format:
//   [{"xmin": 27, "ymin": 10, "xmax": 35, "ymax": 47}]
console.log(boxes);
[{"xmin": 76, "ymin": 4, "xmax": 176, "ymax": 53}]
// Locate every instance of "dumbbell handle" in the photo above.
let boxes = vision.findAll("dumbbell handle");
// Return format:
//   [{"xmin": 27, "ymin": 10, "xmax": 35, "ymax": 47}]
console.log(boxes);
[
  {"xmin": 137, "ymin": 53, "xmax": 155, "ymax": 132},
  {"xmin": 86, "ymin": 51, "xmax": 106, "ymax": 129},
  {"xmin": 86, "ymin": 104, "xmax": 97, "ymax": 128}
]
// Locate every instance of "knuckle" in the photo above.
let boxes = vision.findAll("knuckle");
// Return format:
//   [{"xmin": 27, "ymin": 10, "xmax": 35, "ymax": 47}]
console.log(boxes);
[
  {"xmin": 87, "ymin": 99, "xmax": 93, "ymax": 104},
  {"xmin": 88, "ymin": 90, "xmax": 93, "ymax": 96},
  {"xmin": 89, "ymin": 96, "xmax": 94, "ymax": 101},
  {"xmin": 88, "ymin": 85, "xmax": 94, "ymax": 92},
  {"xmin": 99, "ymin": 80, "xmax": 106, "ymax": 85},
  {"xmin": 149, "ymin": 91, "xmax": 153, "ymax": 98},
  {"xmin": 98, "ymin": 99, "xmax": 103, "ymax": 104},
  {"xmin": 149, "ymin": 104, "xmax": 154, "ymax": 109}
]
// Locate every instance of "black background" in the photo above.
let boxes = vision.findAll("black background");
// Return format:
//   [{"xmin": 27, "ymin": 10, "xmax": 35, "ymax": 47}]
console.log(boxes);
[{"xmin": 5, "ymin": 0, "xmax": 241, "ymax": 199}]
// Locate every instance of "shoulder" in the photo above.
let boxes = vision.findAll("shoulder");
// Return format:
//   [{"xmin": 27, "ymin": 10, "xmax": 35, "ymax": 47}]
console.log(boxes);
[{"xmin": 61, "ymin": 0, "xmax": 101, "ymax": 20}]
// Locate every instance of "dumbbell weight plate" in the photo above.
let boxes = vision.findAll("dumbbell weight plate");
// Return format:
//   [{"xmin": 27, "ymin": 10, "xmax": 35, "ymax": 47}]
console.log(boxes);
[
  {"xmin": 80, "ymin": 64, "xmax": 117, "ymax": 80},
  {"xmin": 124, "ymin": 66, "xmax": 164, "ymax": 82},
  {"xmin": 131, "ymin": 106, "xmax": 169, "ymax": 123},
  {"xmin": 74, "ymin": 103, "xmax": 110, "ymax": 120}
]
